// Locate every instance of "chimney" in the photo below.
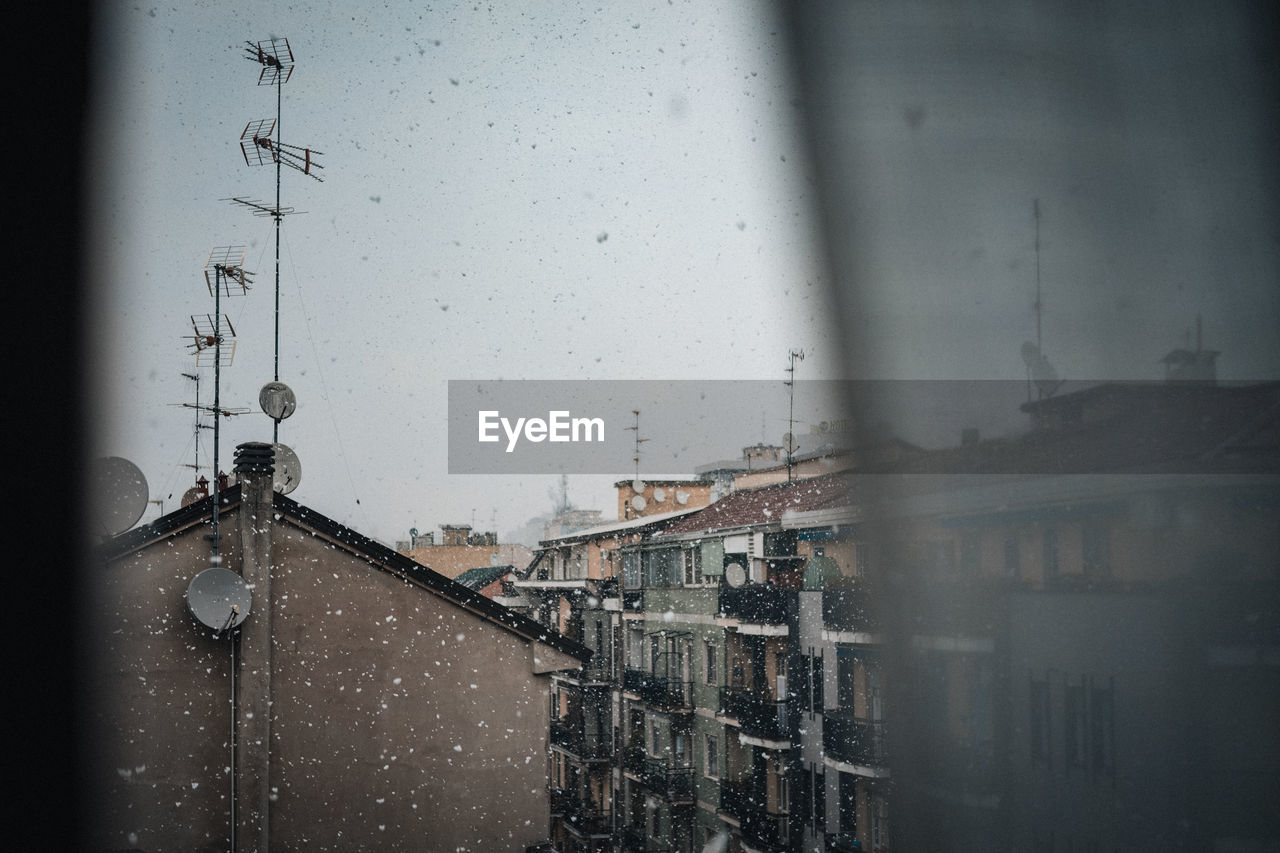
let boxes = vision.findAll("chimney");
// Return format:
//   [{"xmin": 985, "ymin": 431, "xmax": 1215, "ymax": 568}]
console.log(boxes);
[{"xmin": 232, "ymin": 440, "xmax": 276, "ymax": 851}]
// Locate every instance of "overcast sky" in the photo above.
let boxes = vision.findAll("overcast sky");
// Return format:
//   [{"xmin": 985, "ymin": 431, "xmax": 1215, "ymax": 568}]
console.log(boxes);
[
  {"xmin": 85, "ymin": 1, "xmax": 841, "ymax": 545},
  {"xmin": 86, "ymin": 2, "xmax": 1279, "ymax": 546}
]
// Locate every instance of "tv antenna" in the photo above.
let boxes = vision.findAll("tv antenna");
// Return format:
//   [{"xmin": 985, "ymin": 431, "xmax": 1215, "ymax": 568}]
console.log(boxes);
[
  {"xmin": 785, "ymin": 349, "xmax": 804, "ymax": 482},
  {"xmin": 198, "ymin": 245, "xmax": 254, "ymax": 567},
  {"xmin": 235, "ymin": 35, "xmax": 321, "ymax": 445},
  {"xmin": 623, "ymin": 409, "xmax": 648, "ymax": 485},
  {"xmin": 1023, "ymin": 200, "xmax": 1062, "ymax": 401}
]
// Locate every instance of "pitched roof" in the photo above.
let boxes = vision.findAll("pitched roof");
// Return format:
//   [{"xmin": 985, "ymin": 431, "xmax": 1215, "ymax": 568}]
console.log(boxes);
[
  {"xmin": 100, "ymin": 486, "xmax": 591, "ymax": 661},
  {"xmin": 658, "ymin": 471, "xmax": 854, "ymax": 536},
  {"xmin": 452, "ymin": 564, "xmax": 516, "ymax": 591},
  {"xmin": 537, "ymin": 506, "xmax": 703, "ymax": 546}
]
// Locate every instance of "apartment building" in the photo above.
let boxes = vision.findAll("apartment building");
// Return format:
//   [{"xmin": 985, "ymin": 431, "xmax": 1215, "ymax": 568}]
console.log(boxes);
[
  {"xmin": 858, "ymin": 380, "xmax": 1280, "ymax": 852},
  {"xmin": 516, "ymin": 506, "xmax": 706, "ymax": 853}
]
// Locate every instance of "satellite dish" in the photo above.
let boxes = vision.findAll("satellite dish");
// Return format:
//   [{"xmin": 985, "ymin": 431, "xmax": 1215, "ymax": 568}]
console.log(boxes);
[
  {"xmin": 186, "ymin": 567, "xmax": 252, "ymax": 633},
  {"xmin": 652, "ymin": 487, "xmax": 666, "ymax": 502},
  {"xmin": 90, "ymin": 456, "xmax": 149, "ymax": 537},
  {"xmin": 271, "ymin": 442, "xmax": 302, "ymax": 495},
  {"xmin": 632, "ymin": 479, "xmax": 646, "ymax": 494},
  {"xmin": 631, "ymin": 494, "xmax": 647, "ymax": 512},
  {"xmin": 675, "ymin": 490, "xmax": 689, "ymax": 505},
  {"xmin": 724, "ymin": 562, "xmax": 746, "ymax": 588},
  {"xmin": 180, "ymin": 486, "xmax": 204, "ymax": 508},
  {"xmin": 1021, "ymin": 342, "xmax": 1062, "ymax": 397},
  {"xmin": 259, "ymin": 381, "xmax": 297, "ymax": 421}
]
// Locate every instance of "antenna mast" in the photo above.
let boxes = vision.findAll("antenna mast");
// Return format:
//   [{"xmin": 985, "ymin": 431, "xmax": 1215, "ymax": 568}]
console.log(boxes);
[
  {"xmin": 194, "ymin": 246, "xmax": 253, "ymax": 566},
  {"xmin": 624, "ymin": 410, "xmax": 648, "ymax": 482},
  {"xmin": 235, "ymin": 37, "xmax": 320, "ymax": 444},
  {"xmin": 1034, "ymin": 198, "xmax": 1042, "ymax": 354},
  {"xmin": 785, "ymin": 349, "xmax": 804, "ymax": 482}
]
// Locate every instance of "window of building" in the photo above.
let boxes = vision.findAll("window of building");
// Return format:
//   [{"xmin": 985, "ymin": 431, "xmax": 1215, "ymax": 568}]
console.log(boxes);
[
  {"xmin": 622, "ymin": 551, "xmax": 642, "ymax": 587},
  {"xmin": 1031, "ymin": 676, "xmax": 1051, "ymax": 766},
  {"xmin": 838, "ymin": 771, "xmax": 857, "ymax": 835},
  {"xmin": 1091, "ymin": 679, "xmax": 1115, "ymax": 777},
  {"xmin": 871, "ymin": 793, "xmax": 889, "ymax": 850},
  {"xmin": 836, "ymin": 647, "xmax": 857, "ymax": 711},
  {"xmin": 1004, "ymin": 534, "xmax": 1021, "ymax": 579},
  {"xmin": 813, "ymin": 654, "xmax": 825, "ymax": 713},
  {"xmin": 1065, "ymin": 681, "xmax": 1086, "ymax": 768},
  {"xmin": 796, "ymin": 652, "xmax": 812, "ymax": 713},
  {"xmin": 704, "ymin": 734, "xmax": 718, "ymax": 778},
  {"xmin": 1082, "ymin": 521, "xmax": 1110, "ymax": 577},
  {"xmin": 813, "ymin": 768, "xmax": 826, "ymax": 829},
  {"xmin": 704, "ymin": 641, "xmax": 717, "ymax": 686},
  {"xmin": 1042, "ymin": 528, "xmax": 1059, "ymax": 581},
  {"xmin": 683, "ymin": 546, "xmax": 704, "ymax": 586}
]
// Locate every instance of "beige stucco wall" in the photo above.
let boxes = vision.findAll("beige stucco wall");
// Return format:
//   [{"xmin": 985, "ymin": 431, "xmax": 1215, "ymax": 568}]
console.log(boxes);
[{"xmin": 91, "ymin": 500, "xmax": 563, "ymax": 852}]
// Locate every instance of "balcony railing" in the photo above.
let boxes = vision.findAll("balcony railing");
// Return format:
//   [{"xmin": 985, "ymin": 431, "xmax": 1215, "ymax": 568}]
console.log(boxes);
[
  {"xmin": 623, "ymin": 743, "xmax": 647, "ymax": 776},
  {"xmin": 620, "ymin": 825, "xmax": 647, "ymax": 851},
  {"xmin": 560, "ymin": 793, "xmax": 613, "ymax": 837},
  {"xmin": 550, "ymin": 786, "xmax": 569, "ymax": 815},
  {"xmin": 827, "ymin": 831, "xmax": 863, "ymax": 852},
  {"xmin": 718, "ymin": 778, "xmax": 753, "ymax": 821},
  {"xmin": 624, "ymin": 668, "xmax": 692, "ymax": 711},
  {"xmin": 576, "ymin": 654, "xmax": 613, "ymax": 682},
  {"xmin": 719, "ymin": 686, "xmax": 790, "ymax": 741},
  {"xmin": 550, "ymin": 716, "xmax": 612, "ymax": 761},
  {"xmin": 718, "ymin": 583, "xmax": 792, "ymax": 625},
  {"xmin": 640, "ymin": 757, "xmax": 695, "ymax": 802},
  {"xmin": 740, "ymin": 807, "xmax": 790, "ymax": 852},
  {"xmin": 822, "ymin": 578, "xmax": 878, "ymax": 633},
  {"xmin": 823, "ymin": 714, "xmax": 888, "ymax": 769}
]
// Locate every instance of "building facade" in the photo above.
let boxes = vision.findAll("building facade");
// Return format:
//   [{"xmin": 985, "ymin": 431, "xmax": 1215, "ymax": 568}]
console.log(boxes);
[{"xmin": 90, "ymin": 443, "xmax": 589, "ymax": 852}]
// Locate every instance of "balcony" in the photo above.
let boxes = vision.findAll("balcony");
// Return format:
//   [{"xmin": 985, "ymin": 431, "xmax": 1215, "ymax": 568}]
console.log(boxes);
[
  {"xmin": 624, "ymin": 668, "xmax": 692, "ymax": 712},
  {"xmin": 550, "ymin": 786, "xmax": 569, "ymax": 815},
  {"xmin": 640, "ymin": 757, "xmax": 695, "ymax": 803},
  {"xmin": 719, "ymin": 686, "xmax": 790, "ymax": 742},
  {"xmin": 717, "ymin": 778, "xmax": 753, "ymax": 821},
  {"xmin": 827, "ymin": 831, "xmax": 862, "ymax": 852},
  {"xmin": 560, "ymin": 793, "xmax": 613, "ymax": 838},
  {"xmin": 822, "ymin": 578, "xmax": 878, "ymax": 634},
  {"xmin": 718, "ymin": 584, "xmax": 792, "ymax": 626},
  {"xmin": 550, "ymin": 716, "xmax": 612, "ymax": 761},
  {"xmin": 619, "ymin": 825, "xmax": 674, "ymax": 852},
  {"xmin": 823, "ymin": 714, "xmax": 888, "ymax": 770},
  {"xmin": 623, "ymin": 743, "xmax": 647, "ymax": 776},
  {"xmin": 567, "ymin": 653, "xmax": 612, "ymax": 683},
  {"xmin": 739, "ymin": 807, "xmax": 790, "ymax": 852}
]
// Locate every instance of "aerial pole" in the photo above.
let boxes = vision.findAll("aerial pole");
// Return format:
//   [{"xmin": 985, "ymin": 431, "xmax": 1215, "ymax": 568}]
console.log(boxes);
[
  {"xmin": 188, "ymin": 246, "xmax": 253, "ymax": 564},
  {"xmin": 785, "ymin": 349, "xmax": 804, "ymax": 482},
  {"xmin": 234, "ymin": 37, "xmax": 318, "ymax": 444}
]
